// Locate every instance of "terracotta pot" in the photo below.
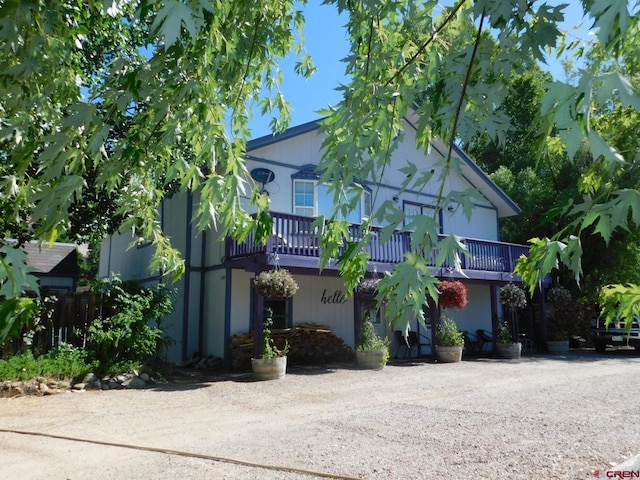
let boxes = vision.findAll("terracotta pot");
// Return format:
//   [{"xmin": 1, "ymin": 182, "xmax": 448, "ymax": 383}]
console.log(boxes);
[
  {"xmin": 435, "ymin": 345, "xmax": 463, "ymax": 363},
  {"xmin": 355, "ymin": 349, "xmax": 387, "ymax": 370},
  {"xmin": 251, "ymin": 356, "xmax": 287, "ymax": 380},
  {"xmin": 496, "ymin": 342, "xmax": 522, "ymax": 359}
]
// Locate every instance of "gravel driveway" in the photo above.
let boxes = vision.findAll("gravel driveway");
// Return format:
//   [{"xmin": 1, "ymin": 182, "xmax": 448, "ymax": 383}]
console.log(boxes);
[{"xmin": 1, "ymin": 350, "xmax": 639, "ymax": 480}]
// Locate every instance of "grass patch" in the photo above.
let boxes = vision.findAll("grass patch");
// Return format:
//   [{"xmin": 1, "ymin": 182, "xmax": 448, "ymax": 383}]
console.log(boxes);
[{"xmin": 0, "ymin": 345, "xmax": 97, "ymax": 382}]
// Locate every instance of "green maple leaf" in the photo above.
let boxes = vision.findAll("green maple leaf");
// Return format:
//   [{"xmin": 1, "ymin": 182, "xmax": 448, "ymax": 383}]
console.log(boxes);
[
  {"xmin": 152, "ymin": 1, "xmax": 198, "ymax": 48},
  {"xmin": 435, "ymin": 234, "xmax": 468, "ymax": 273},
  {"xmin": 589, "ymin": 0, "xmax": 630, "ymax": 49},
  {"xmin": 0, "ymin": 297, "xmax": 38, "ymax": 345},
  {"xmin": 0, "ymin": 245, "xmax": 39, "ymax": 298}
]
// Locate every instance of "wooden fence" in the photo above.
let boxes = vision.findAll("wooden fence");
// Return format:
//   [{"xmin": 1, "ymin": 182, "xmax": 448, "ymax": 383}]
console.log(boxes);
[{"xmin": 33, "ymin": 291, "xmax": 103, "ymax": 352}]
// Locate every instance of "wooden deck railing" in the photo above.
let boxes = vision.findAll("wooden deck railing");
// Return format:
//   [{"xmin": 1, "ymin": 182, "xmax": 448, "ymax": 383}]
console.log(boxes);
[{"xmin": 225, "ymin": 211, "xmax": 529, "ymax": 274}]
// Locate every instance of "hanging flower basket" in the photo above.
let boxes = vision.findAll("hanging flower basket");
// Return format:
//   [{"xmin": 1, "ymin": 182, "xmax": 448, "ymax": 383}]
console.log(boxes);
[
  {"xmin": 499, "ymin": 283, "xmax": 527, "ymax": 309},
  {"xmin": 437, "ymin": 280, "xmax": 468, "ymax": 310},
  {"xmin": 357, "ymin": 278, "xmax": 383, "ymax": 311},
  {"xmin": 254, "ymin": 269, "xmax": 299, "ymax": 299},
  {"xmin": 357, "ymin": 278, "xmax": 381, "ymax": 297}
]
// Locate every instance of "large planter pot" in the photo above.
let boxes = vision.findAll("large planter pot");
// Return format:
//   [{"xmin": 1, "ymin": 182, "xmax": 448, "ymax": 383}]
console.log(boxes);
[
  {"xmin": 496, "ymin": 342, "xmax": 522, "ymax": 359},
  {"xmin": 251, "ymin": 356, "xmax": 287, "ymax": 380},
  {"xmin": 547, "ymin": 340, "xmax": 570, "ymax": 355},
  {"xmin": 355, "ymin": 349, "xmax": 388, "ymax": 370},
  {"xmin": 435, "ymin": 345, "xmax": 463, "ymax": 363}
]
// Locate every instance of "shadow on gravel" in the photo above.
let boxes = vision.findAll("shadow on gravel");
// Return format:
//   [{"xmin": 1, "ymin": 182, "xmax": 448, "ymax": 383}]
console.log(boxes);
[
  {"xmin": 507, "ymin": 347, "xmax": 640, "ymax": 363},
  {"xmin": 146, "ymin": 363, "xmax": 352, "ymax": 392},
  {"xmin": 143, "ymin": 348, "xmax": 639, "ymax": 393},
  {"xmin": 287, "ymin": 364, "xmax": 347, "ymax": 376}
]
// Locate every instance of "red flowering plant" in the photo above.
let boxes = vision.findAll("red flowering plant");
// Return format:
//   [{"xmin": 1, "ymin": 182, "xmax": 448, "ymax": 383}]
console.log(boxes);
[{"xmin": 437, "ymin": 280, "xmax": 468, "ymax": 310}]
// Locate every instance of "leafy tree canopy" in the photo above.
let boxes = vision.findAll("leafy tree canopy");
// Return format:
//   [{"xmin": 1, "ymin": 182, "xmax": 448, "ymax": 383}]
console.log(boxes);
[{"xmin": 1, "ymin": 0, "xmax": 639, "ymax": 334}]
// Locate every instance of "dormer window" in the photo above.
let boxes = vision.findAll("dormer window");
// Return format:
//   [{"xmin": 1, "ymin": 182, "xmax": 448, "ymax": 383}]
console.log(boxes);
[
  {"xmin": 291, "ymin": 164, "xmax": 371, "ymax": 222},
  {"xmin": 293, "ymin": 179, "xmax": 316, "ymax": 216}
]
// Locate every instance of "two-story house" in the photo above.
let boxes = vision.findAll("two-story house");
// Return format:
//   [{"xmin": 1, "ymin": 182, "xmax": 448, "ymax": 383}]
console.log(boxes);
[{"xmin": 99, "ymin": 116, "xmax": 529, "ymax": 365}]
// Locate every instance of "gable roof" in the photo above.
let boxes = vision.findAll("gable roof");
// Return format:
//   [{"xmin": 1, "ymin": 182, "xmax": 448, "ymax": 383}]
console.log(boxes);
[
  {"xmin": 247, "ymin": 117, "xmax": 520, "ymax": 218},
  {"xmin": 20, "ymin": 242, "xmax": 80, "ymax": 277},
  {"xmin": 247, "ymin": 120, "xmax": 322, "ymax": 151},
  {"xmin": 430, "ymin": 137, "xmax": 521, "ymax": 218}
]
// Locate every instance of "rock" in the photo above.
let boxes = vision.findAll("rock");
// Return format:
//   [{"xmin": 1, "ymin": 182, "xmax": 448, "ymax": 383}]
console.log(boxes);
[
  {"xmin": 83, "ymin": 373, "xmax": 98, "ymax": 384},
  {"xmin": 10, "ymin": 386, "xmax": 23, "ymax": 397},
  {"xmin": 22, "ymin": 381, "xmax": 40, "ymax": 395},
  {"xmin": 123, "ymin": 376, "xmax": 147, "ymax": 389},
  {"xmin": 39, "ymin": 382, "xmax": 51, "ymax": 395},
  {"xmin": 86, "ymin": 379, "xmax": 101, "ymax": 390},
  {"xmin": 72, "ymin": 383, "xmax": 86, "ymax": 390},
  {"xmin": 140, "ymin": 373, "xmax": 150, "ymax": 382},
  {"xmin": 1, "ymin": 382, "xmax": 22, "ymax": 397},
  {"xmin": 58, "ymin": 380, "xmax": 71, "ymax": 390}
]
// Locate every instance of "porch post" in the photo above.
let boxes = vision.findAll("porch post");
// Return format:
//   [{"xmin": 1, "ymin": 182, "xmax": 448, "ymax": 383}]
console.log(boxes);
[
  {"xmin": 429, "ymin": 297, "xmax": 438, "ymax": 352},
  {"xmin": 539, "ymin": 282, "xmax": 548, "ymax": 348},
  {"xmin": 490, "ymin": 284, "xmax": 499, "ymax": 344},
  {"xmin": 353, "ymin": 292, "xmax": 362, "ymax": 348},
  {"xmin": 253, "ymin": 288, "xmax": 265, "ymax": 360}
]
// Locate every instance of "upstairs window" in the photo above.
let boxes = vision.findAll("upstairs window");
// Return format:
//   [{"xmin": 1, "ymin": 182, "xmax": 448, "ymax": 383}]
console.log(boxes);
[
  {"xmin": 294, "ymin": 179, "xmax": 315, "ymax": 216},
  {"xmin": 404, "ymin": 201, "xmax": 441, "ymax": 233},
  {"xmin": 361, "ymin": 189, "xmax": 372, "ymax": 220},
  {"xmin": 291, "ymin": 165, "xmax": 370, "ymax": 221}
]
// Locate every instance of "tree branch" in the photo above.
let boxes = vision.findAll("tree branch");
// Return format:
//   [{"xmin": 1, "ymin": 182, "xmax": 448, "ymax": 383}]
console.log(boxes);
[{"xmin": 385, "ymin": 0, "xmax": 468, "ymax": 87}]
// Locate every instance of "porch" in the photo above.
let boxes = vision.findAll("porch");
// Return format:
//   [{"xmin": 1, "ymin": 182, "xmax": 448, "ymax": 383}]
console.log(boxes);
[{"xmin": 225, "ymin": 211, "xmax": 529, "ymax": 281}]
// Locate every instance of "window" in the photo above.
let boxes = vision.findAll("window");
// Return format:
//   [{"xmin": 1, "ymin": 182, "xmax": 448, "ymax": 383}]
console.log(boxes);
[
  {"xmin": 264, "ymin": 299, "xmax": 290, "ymax": 330},
  {"xmin": 362, "ymin": 189, "xmax": 372, "ymax": 220},
  {"xmin": 292, "ymin": 176, "xmax": 370, "ymax": 221},
  {"xmin": 250, "ymin": 293, "xmax": 292, "ymax": 330},
  {"xmin": 403, "ymin": 201, "xmax": 441, "ymax": 232},
  {"xmin": 293, "ymin": 180, "xmax": 315, "ymax": 216}
]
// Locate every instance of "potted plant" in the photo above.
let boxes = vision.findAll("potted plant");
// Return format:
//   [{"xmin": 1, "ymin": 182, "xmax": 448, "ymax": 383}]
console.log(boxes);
[
  {"xmin": 251, "ymin": 309, "xmax": 290, "ymax": 380},
  {"xmin": 254, "ymin": 268, "xmax": 299, "ymax": 299},
  {"xmin": 546, "ymin": 286, "xmax": 574, "ymax": 355},
  {"xmin": 435, "ymin": 314, "xmax": 465, "ymax": 363},
  {"xmin": 497, "ymin": 283, "xmax": 527, "ymax": 359},
  {"xmin": 499, "ymin": 283, "xmax": 527, "ymax": 310},
  {"xmin": 495, "ymin": 319, "xmax": 522, "ymax": 359},
  {"xmin": 435, "ymin": 280, "xmax": 468, "ymax": 362},
  {"xmin": 355, "ymin": 318, "xmax": 390, "ymax": 370}
]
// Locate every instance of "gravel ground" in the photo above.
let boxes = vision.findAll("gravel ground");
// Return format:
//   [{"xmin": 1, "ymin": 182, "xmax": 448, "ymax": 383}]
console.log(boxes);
[{"xmin": 1, "ymin": 349, "xmax": 639, "ymax": 480}]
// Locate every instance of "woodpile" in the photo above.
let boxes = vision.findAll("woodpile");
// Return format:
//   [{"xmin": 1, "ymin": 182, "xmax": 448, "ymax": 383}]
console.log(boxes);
[{"xmin": 230, "ymin": 322, "xmax": 354, "ymax": 371}]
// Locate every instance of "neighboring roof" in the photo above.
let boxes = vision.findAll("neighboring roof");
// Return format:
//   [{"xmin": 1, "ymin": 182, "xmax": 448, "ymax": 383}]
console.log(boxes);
[
  {"xmin": 20, "ymin": 241, "xmax": 80, "ymax": 277},
  {"xmin": 247, "ymin": 116, "xmax": 521, "ymax": 218}
]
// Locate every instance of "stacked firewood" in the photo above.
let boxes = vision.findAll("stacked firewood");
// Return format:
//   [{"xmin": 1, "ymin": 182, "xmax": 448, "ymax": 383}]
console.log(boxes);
[{"xmin": 230, "ymin": 322, "xmax": 354, "ymax": 371}]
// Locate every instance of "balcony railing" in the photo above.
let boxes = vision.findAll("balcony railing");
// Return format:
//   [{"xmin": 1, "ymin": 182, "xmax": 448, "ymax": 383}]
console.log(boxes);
[{"xmin": 225, "ymin": 211, "xmax": 529, "ymax": 274}]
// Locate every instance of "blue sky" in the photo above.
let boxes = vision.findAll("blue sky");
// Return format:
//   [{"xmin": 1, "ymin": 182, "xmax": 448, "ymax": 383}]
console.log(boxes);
[{"xmin": 249, "ymin": 1, "xmax": 593, "ymax": 138}]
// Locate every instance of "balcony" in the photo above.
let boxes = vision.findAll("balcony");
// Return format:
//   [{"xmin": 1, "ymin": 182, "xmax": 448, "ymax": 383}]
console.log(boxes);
[{"xmin": 225, "ymin": 212, "xmax": 530, "ymax": 281}]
